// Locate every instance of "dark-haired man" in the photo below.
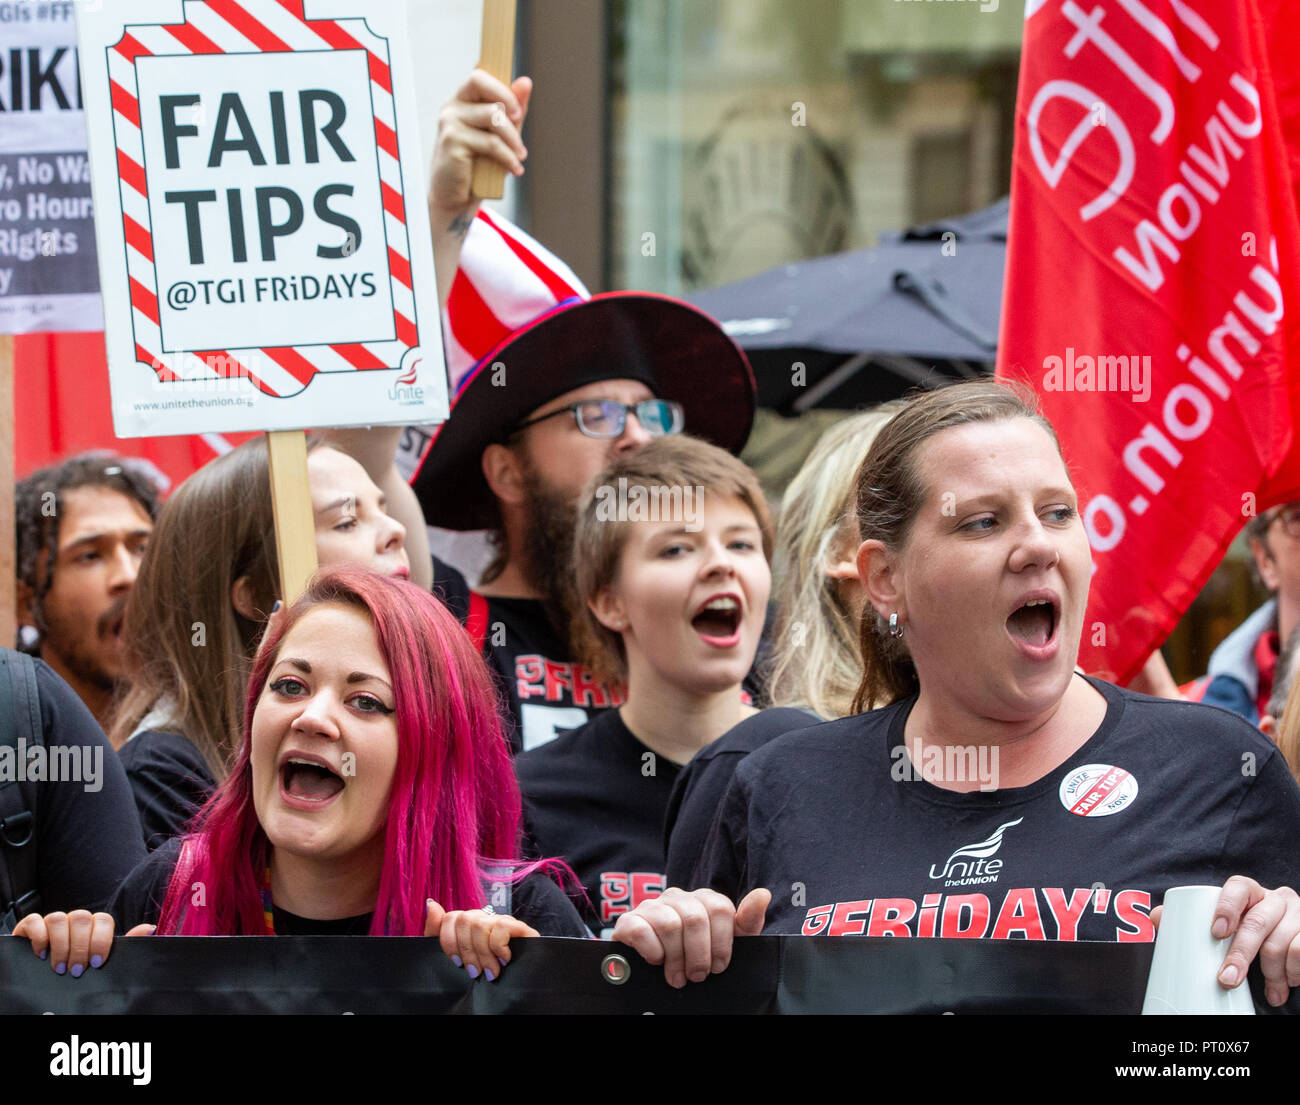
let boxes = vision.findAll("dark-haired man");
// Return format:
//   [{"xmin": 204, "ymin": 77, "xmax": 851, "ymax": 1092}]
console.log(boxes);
[{"xmin": 15, "ymin": 454, "xmax": 159, "ymax": 732}]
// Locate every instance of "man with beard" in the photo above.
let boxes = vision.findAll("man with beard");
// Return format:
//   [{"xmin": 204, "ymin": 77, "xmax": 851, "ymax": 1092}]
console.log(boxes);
[
  {"xmin": 14, "ymin": 455, "xmax": 159, "ymax": 734},
  {"xmin": 340, "ymin": 70, "xmax": 756, "ymax": 753}
]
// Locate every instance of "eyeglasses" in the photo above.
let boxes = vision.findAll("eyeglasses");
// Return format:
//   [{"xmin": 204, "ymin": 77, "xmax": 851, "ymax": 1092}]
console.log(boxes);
[
  {"xmin": 1268, "ymin": 504, "xmax": 1300, "ymax": 539},
  {"xmin": 512, "ymin": 398, "xmax": 685, "ymax": 439}
]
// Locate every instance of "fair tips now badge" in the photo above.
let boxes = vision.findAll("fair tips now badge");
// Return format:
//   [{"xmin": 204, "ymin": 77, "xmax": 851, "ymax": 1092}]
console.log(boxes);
[{"xmin": 76, "ymin": 0, "xmax": 448, "ymax": 436}]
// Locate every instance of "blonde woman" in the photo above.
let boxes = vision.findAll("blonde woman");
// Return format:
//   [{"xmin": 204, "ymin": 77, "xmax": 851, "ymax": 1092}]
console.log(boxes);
[
  {"xmin": 766, "ymin": 403, "xmax": 905, "ymax": 718},
  {"xmin": 1266, "ymin": 626, "xmax": 1300, "ymax": 782}
]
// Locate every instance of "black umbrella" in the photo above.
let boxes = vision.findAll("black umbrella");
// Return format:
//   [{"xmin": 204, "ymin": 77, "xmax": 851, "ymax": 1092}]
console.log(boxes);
[{"xmin": 688, "ymin": 197, "xmax": 1007, "ymax": 413}]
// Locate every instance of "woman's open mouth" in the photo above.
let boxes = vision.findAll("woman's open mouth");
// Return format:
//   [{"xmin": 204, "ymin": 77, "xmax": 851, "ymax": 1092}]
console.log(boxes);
[
  {"xmin": 691, "ymin": 595, "xmax": 743, "ymax": 648},
  {"xmin": 280, "ymin": 757, "xmax": 345, "ymax": 809},
  {"xmin": 1005, "ymin": 596, "xmax": 1059, "ymax": 659}
]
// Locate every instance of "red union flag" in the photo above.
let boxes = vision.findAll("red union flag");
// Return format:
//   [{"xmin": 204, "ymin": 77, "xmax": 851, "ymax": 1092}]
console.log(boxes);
[{"xmin": 997, "ymin": 0, "xmax": 1300, "ymax": 683}]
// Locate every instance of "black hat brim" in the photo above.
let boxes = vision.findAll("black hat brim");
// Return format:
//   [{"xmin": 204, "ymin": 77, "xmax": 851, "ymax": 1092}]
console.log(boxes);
[{"xmin": 411, "ymin": 292, "xmax": 756, "ymax": 531}]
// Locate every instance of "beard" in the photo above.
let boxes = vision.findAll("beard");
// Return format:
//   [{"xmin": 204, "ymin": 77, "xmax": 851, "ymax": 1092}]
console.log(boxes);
[
  {"xmin": 39, "ymin": 592, "xmax": 127, "ymax": 696},
  {"xmin": 518, "ymin": 461, "xmax": 582, "ymax": 648}
]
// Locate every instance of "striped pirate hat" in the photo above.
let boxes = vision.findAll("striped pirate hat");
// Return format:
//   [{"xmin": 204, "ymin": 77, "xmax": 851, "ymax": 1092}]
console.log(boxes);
[{"xmin": 409, "ymin": 209, "xmax": 755, "ymax": 531}]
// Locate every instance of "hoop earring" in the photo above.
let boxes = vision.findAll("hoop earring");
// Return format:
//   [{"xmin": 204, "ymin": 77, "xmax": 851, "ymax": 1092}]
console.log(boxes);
[{"xmin": 888, "ymin": 612, "xmax": 903, "ymax": 638}]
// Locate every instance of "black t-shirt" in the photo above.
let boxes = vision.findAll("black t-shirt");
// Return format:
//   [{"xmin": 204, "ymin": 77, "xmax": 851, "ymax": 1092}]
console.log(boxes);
[
  {"xmin": 699, "ymin": 678, "xmax": 1300, "ymax": 993},
  {"xmin": 18, "ymin": 661, "xmax": 147, "ymax": 915},
  {"xmin": 431, "ymin": 555, "xmax": 625, "ymax": 754},
  {"xmin": 516, "ymin": 708, "xmax": 681, "ymax": 937},
  {"xmin": 109, "ymin": 836, "xmax": 590, "ymax": 937},
  {"xmin": 118, "ymin": 729, "xmax": 217, "ymax": 851},
  {"xmin": 663, "ymin": 706, "xmax": 819, "ymax": 889}
]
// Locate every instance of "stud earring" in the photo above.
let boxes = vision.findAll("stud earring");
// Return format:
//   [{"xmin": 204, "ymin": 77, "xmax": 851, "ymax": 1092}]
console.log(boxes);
[{"xmin": 888, "ymin": 612, "xmax": 903, "ymax": 638}]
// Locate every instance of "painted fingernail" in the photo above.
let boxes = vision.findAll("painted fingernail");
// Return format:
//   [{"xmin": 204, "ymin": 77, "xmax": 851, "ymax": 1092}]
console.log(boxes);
[
  {"xmin": 70, "ymin": 963, "xmax": 84, "ymax": 978},
  {"xmin": 1220, "ymin": 965, "xmax": 1240, "ymax": 986},
  {"xmin": 90, "ymin": 954, "xmax": 103, "ymax": 969},
  {"xmin": 497, "ymin": 956, "xmax": 507, "ymax": 967},
  {"xmin": 466, "ymin": 963, "xmax": 480, "ymax": 980},
  {"xmin": 1212, "ymin": 916, "xmax": 1229, "ymax": 938},
  {"xmin": 38, "ymin": 949, "xmax": 47, "ymax": 960},
  {"xmin": 450, "ymin": 955, "xmax": 463, "ymax": 968},
  {"xmin": 484, "ymin": 968, "xmax": 496, "ymax": 982},
  {"xmin": 271, "ymin": 600, "xmax": 282, "ymax": 613},
  {"xmin": 55, "ymin": 962, "xmax": 66, "ymax": 975}
]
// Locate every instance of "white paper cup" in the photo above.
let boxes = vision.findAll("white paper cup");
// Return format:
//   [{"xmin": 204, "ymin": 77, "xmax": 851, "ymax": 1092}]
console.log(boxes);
[{"xmin": 1142, "ymin": 885, "xmax": 1254, "ymax": 1015}]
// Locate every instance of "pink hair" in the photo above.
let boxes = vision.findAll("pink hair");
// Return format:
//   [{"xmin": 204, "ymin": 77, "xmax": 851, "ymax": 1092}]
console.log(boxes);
[{"xmin": 157, "ymin": 565, "xmax": 542, "ymax": 935}]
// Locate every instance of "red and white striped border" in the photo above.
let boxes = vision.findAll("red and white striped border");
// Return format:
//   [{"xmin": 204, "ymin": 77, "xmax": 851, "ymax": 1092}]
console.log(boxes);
[{"xmin": 109, "ymin": 0, "xmax": 418, "ymax": 398}]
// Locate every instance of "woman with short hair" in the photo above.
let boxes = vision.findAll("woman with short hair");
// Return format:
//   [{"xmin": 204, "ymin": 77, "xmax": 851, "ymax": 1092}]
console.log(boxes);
[
  {"xmin": 664, "ymin": 404, "xmax": 901, "ymax": 887},
  {"xmin": 516, "ymin": 435, "xmax": 785, "ymax": 936}
]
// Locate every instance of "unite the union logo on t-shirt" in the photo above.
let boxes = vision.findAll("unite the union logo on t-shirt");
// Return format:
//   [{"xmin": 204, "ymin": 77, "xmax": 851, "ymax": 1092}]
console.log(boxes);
[{"xmin": 926, "ymin": 817, "xmax": 1024, "ymax": 887}]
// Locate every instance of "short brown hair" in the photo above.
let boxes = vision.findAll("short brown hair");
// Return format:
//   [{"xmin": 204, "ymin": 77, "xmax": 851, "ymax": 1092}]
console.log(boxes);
[
  {"xmin": 571, "ymin": 436, "xmax": 774, "ymax": 684},
  {"xmin": 851, "ymin": 379, "xmax": 1064, "ymax": 712}
]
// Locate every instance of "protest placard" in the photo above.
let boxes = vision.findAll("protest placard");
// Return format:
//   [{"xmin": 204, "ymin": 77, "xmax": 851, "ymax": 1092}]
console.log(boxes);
[
  {"xmin": 0, "ymin": 0, "xmax": 102, "ymax": 336},
  {"xmin": 76, "ymin": 0, "xmax": 448, "ymax": 439}
]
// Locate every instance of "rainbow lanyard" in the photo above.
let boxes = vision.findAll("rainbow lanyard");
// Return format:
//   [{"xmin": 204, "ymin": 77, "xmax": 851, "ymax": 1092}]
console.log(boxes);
[{"xmin": 259, "ymin": 868, "xmax": 275, "ymax": 935}]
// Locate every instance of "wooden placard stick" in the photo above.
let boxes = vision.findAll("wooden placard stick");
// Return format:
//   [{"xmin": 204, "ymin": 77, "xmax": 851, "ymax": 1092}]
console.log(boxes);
[
  {"xmin": 0, "ymin": 334, "xmax": 13, "ymax": 650},
  {"xmin": 471, "ymin": 0, "xmax": 518, "ymax": 200},
  {"xmin": 265, "ymin": 429, "xmax": 318, "ymax": 605}
]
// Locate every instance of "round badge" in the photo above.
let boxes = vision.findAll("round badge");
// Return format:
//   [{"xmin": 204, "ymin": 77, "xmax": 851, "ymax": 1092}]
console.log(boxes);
[{"xmin": 1059, "ymin": 763, "xmax": 1138, "ymax": 817}]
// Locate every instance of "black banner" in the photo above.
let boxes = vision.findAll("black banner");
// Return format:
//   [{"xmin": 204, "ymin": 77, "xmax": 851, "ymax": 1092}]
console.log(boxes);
[{"xmin": 0, "ymin": 934, "xmax": 1166, "ymax": 1015}]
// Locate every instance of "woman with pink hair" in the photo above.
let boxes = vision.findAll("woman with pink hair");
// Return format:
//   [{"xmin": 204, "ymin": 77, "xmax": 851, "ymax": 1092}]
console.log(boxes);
[{"xmin": 16, "ymin": 566, "xmax": 587, "ymax": 978}]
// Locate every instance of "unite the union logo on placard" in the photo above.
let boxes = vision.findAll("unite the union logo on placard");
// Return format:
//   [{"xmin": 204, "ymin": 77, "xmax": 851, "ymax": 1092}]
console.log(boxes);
[{"xmin": 104, "ymin": 0, "xmax": 420, "ymax": 399}]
